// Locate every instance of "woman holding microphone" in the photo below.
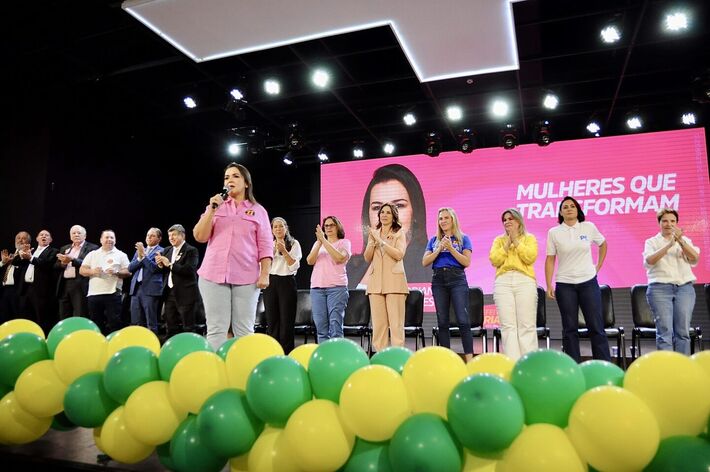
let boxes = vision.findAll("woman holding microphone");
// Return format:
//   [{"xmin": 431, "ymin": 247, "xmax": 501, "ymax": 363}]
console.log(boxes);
[
  {"xmin": 193, "ymin": 163, "xmax": 273, "ymax": 350},
  {"xmin": 363, "ymin": 202, "xmax": 409, "ymax": 353},
  {"xmin": 489, "ymin": 208, "xmax": 538, "ymax": 360},
  {"xmin": 545, "ymin": 196, "xmax": 610, "ymax": 362}
]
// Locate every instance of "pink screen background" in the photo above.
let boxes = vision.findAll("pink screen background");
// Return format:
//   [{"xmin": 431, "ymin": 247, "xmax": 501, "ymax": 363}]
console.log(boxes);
[{"xmin": 321, "ymin": 128, "xmax": 710, "ymax": 299}]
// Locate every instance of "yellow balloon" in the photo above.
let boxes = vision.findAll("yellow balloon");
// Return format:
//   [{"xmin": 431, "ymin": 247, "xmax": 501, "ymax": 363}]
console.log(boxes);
[
  {"xmin": 498, "ymin": 424, "xmax": 585, "ymax": 472},
  {"xmin": 691, "ymin": 351, "xmax": 710, "ymax": 380},
  {"xmin": 124, "ymin": 380, "xmax": 186, "ymax": 445},
  {"xmin": 248, "ymin": 427, "xmax": 302, "ymax": 472},
  {"xmin": 169, "ymin": 351, "xmax": 229, "ymax": 414},
  {"xmin": 567, "ymin": 386, "xmax": 659, "ymax": 472},
  {"xmin": 0, "ymin": 391, "xmax": 52, "ymax": 445},
  {"xmin": 93, "ymin": 427, "xmax": 105, "ymax": 453},
  {"xmin": 230, "ymin": 453, "xmax": 249, "ymax": 472},
  {"xmin": 53, "ymin": 330, "xmax": 107, "ymax": 384},
  {"xmin": 225, "ymin": 333, "xmax": 284, "ymax": 389},
  {"xmin": 466, "ymin": 353, "xmax": 515, "ymax": 381},
  {"xmin": 463, "ymin": 449, "xmax": 499, "ymax": 472},
  {"xmin": 14, "ymin": 360, "xmax": 67, "ymax": 418},
  {"xmin": 100, "ymin": 406, "xmax": 154, "ymax": 464},
  {"xmin": 402, "ymin": 346, "xmax": 467, "ymax": 419},
  {"xmin": 624, "ymin": 350, "xmax": 710, "ymax": 438},
  {"xmin": 288, "ymin": 344, "xmax": 318, "ymax": 370},
  {"xmin": 106, "ymin": 326, "xmax": 161, "ymax": 361},
  {"xmin": 339, "ymin": 365, "xmax": 411, "ymax": 441},
  {"xmin": 284, "ymin": 400, "xmax": 355, "ymax": 472},
  {"xmin": 0, "ymin": 318, "xmax": 45, "ymax": 342}
]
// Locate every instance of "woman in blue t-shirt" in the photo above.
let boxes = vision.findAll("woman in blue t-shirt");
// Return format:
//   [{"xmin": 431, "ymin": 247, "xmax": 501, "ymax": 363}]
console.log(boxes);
[{"xmin": 422, "ymin": 207, "xmax": 473, "ymax": 361}]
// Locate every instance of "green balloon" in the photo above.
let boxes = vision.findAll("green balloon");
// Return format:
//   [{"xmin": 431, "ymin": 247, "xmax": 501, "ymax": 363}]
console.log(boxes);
[
  {"xmin": 159, "ymin": 332, "xmax": 212, "ymax": 380},
  {"xmin": 103, "ymin": 346, "xmax": 161, "ymax": 404},
  {"xmin": 0, "ymin": 332, "xmax": 49, "ymax": 388},
  {"xmin": 51, "ymin": 411, "xmax": 77, "ymax": 431},
  {"xmin": 196, "ymin": 388, "xmax": 264, "ymax": 459},
  {"xmin": 171, "ymin": 414, "xmax": 227, "ymax": 472},
  {"xmin": 63, "ymin": 372, "xmax": 119, "ymax": 428},
  {"xmin": 309, "ymin": 338, "xmax": 369, "ymax": 403},
  {"xmin": 644, "ymin": 436, "xmax": 710, "ymax": 472},
  {"xmin": 216, "ymin": 337, "xmax": 237, "ymax": 361},
  {"xmin": 246, "ymin": 356, "xmax": 312, "ymax": 427},
  {"xmin": 46, "ymin": 317, "xmax": 100, "ymax": 358},
  {"xmin": 343, "ymin": 438, "xmax": 392, "ymax": 472},
  {"xmin": 371, "ymin": 347, "xmax": 413, "ymax": 374},
  {"xmin": 580, "ymin": 360, "xmax": 624, "ymax": 390},
  {"xmin": 447, "ymin": 373, "xmax": 524, "ymax": 454},
  {"xmin": 389, "ymin": 413, "xmax": 462, "ymax": 472},
  {"xmin": 156, "ymin": 442, "xmax": 175, "ymax": 471},
  {"xmin": 510, "ymin": 350, "xmax": 586, "ymax": 427}
]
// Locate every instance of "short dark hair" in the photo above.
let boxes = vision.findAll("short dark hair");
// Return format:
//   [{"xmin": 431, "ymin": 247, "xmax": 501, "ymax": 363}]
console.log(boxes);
[
  {"xmin": 322, "ymin": 216, "xmax": 345, "ymax": 239},
  {"xmin": 656, "ymin": 208, "xmax": 679, "ymax": 223},
  {"xmin": 557, "ymin": 196, "xmax": 585, "ymax": 224}
]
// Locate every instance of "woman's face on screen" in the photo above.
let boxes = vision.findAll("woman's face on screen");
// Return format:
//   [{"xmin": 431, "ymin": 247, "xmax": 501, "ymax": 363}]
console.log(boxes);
[{"xmin": 369, "ymin": 180, "xmax": 412, "ymax": 236}]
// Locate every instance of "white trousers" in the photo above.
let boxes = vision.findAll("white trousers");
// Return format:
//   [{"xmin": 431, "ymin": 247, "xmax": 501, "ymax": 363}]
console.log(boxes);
[{"xmin": 493, "ymin": 271, "xmax": 538, "ymax": 360}]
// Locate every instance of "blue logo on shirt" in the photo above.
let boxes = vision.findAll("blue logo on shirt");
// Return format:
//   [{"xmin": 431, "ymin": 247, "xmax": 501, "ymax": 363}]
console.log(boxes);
[{"xmin": 580, "ymin": 235, "xmax": 588, "ymax": 241}]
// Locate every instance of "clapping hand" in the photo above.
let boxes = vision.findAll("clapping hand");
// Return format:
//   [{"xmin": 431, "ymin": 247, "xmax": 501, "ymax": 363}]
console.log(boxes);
[{"xmin": 315, "ymin": 224, "xmax": 325, "ymax": 242}]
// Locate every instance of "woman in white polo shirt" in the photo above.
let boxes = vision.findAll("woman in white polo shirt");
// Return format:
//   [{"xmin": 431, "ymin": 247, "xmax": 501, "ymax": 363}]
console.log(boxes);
[
  {"xmin": 643, "ymin": 208, "xmax": 700, "ymax": 355},
  {"xmin": 545, "ymin": 196, "xmax": 611, "ymax": 363}
]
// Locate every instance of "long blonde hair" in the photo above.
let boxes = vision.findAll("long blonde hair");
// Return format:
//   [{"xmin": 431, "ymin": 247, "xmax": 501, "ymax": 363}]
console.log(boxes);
[{"xmin": 436, "ymin": 207, "xmax": 464, "ymax": 243}]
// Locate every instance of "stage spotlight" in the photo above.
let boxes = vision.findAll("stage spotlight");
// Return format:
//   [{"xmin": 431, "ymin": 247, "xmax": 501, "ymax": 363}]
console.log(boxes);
[
  {"xmin": 491, "ymin": 99, "xmax": 509, "ymax": 118},
  {"xmin": 664, "ymin": 11, "xmax": 688, "ymax": 32},
  {"xmin": 626, "ymin": 113, "xmax": 643, "ymax": 130},
  {"xmin": 230, "ymin": 89, "xmax": 244, "ymax": 100},
  {"xmin": 183, "ymin": 96, "xmax": 197, "ymax": 109},
  {"xmin": 533, "ymin": 120, "xmax": 552, "ymax": 146},
  {"xmin": 224, "ymin": 95, "xmax": 246, "ymax": 121},
  {"xmin": 264, "ymin": 79, "xmax": 280, "ymax": 95},
  {"xmin": 425, "ymin": 131, "xmax": 442, "ymax": 157},
  {"xmin": 681, "ymin": 112, "xmax": 696, "ymax": 126},
  {"xmin": 283, "ymin": 152, "xmax": 294, "ymax": 166},
  {"xmin": 246, "ymin": 128, "xmax": 264, "ymax": 155},
  {"xmin": 446, "ymin": 106, "xmax": 463, "ymax": 122},
  {"xmin": 586, "ymin": 121, "xmax": 601, "ymax": 136},
  {"xmin": 543, "ymin": 93, "xmax": 559, "ymax": 110},
  {"xmin": 317, "ymin": 147, "xmax": 329, "ymax": 162},
  {"xmin": 600, "ymin": 25, "xmax": 621, "ymax": 43},
  {"xmin": 353, "ymin": 142, "xmax": 364, "ymax": 159},
  {"xmin": 227, "ymin": 142, "xmax": 241, "ymax": 156},
  {"xmin": 286, "ymin": 123, "xmax": 304, "ymax": 151},
  {"xmin": 312, "ymin": 69, "xmax": 330, "ymax": 88},
  {"xmin": 500, "ymin": 124, "xmax": 518, "ymax": 150},
  {"xmin": 403, "ymin": 113, "xmax": 416, "ymax": 126},
  {"xmin": 383, "ymin": 142, "xmax": 395, "ymax": 155},
  {"xmin": 457, "ymin": 129, "xmax": 475, "ymax": 153}
]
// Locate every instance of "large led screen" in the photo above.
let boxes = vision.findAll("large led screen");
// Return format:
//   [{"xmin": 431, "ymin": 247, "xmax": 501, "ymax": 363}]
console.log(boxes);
[{"xmin": 321, "ymin": 128, "xmax": 710, "ymax": 311}]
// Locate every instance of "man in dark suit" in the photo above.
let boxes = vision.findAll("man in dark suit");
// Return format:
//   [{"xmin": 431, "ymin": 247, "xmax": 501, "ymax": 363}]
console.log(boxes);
[
  {"xmin": 0, "ymin": 231, "xmax": 31, "ymax": 323},
  {"xmin": 128, "ymin": 227, "xmax": 164, "ymax": 335},
  {"xmin": 155, "ymin": 224, "xmax": 201, "ymax": 338},
  {"xmin": 55, "ymin": 224, "xmax": 99, "ymax": 319},
  {"xmin": 15, "ymin": 229, "xmax": 59, "ymax": 333}
]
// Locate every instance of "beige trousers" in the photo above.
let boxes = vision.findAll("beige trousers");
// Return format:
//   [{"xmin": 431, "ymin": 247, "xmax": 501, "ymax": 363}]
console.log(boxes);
[
  {"xmin": 369, "ymin": 293, "xmax": 407, "ymax": 352},
  {"xmin": 493, "ymin": 271, "xmax": 538, "ymax": 360}
]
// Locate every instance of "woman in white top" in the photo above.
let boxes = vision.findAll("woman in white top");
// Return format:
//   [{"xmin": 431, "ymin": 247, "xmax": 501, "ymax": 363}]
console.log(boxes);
[
  {"xmin": 263, "ymin": 217, "xmax": 302, "ymax": 354},
  {"xmin": 643, "ymin": 208, "xmax": 700, "ymax": 355},
  {"xmin": 545, "ymin": 196, "xmax": 611, "ymax": 363}
]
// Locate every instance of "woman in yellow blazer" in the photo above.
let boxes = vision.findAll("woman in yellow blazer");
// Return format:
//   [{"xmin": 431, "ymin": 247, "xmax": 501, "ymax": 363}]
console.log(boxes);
[
  {"xmin": 364, "ymin": 202, "xmax": 409, "ymax": 352},
  {"xmin": 489, "ymin": 208, "xmax": 538, "ymax": 360}
]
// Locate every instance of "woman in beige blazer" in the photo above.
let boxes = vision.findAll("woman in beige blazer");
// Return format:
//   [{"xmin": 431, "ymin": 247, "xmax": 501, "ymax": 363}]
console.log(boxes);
[{"xmin": 364, "ymin": 202, "xmax": 409, "ymax": 352}]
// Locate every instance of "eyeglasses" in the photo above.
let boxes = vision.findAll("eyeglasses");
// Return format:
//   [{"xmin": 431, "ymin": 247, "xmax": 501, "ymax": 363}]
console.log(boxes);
[{"xmin": 323, "ymin": 224, "xmax": 336, "ymax": 228}]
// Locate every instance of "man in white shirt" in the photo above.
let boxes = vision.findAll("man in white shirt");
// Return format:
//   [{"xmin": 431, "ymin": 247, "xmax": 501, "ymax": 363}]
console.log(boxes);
[
  {"xmin": 55, "ymin": 225, "xmax": 99, "ymax": 319},
  {"xmin": 80, "ymin": 229, "xmax": 130, "ymax": 334}
]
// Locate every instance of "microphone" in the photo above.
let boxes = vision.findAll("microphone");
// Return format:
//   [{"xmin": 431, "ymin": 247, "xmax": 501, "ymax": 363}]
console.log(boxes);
[{"xmin": 212, "ymin": 187, "xmax": 230, "ymax": 209}]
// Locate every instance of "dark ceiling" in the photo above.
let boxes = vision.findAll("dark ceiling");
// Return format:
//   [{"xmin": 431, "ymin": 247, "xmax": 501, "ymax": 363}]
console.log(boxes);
[{"xmin": 5, "ymin": 0, "xmax": 709, "ymax": 166}]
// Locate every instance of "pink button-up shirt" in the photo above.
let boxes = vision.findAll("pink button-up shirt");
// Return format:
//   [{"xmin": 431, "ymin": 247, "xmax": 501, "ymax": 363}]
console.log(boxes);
[
  {"xmin": 197, "ymin": 198, "xmax": 273, "ymax": 285},
  {"xmin": 310, "ymin": 239, "xmax": 351, "ymax": 288}
]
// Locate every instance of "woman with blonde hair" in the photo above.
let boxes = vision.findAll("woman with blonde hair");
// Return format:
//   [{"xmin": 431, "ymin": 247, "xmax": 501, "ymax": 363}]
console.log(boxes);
[
  {"xmin": 422, "ymin": 207, "xmax": 473, "ymax": 360},
  {"xmin": 489, "ymin": 208, "xmax": 538, "ymax": 360}
]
